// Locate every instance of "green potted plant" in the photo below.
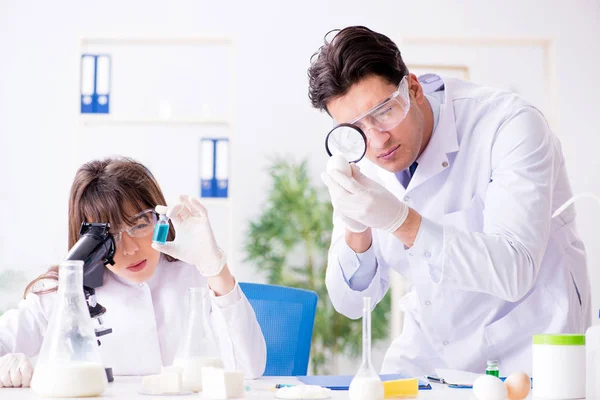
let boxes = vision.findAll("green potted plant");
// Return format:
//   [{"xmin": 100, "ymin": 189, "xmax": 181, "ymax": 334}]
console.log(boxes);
[{"xmin": 244, "ymin": 157, "xmax": 390, "ymax": 374}]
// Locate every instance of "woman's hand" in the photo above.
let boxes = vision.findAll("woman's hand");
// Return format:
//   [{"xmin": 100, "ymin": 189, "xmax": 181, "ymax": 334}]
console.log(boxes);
[
  {"xmin": 0, "ymin": 353, "xmax": 33, "ymax": 388},
  {"xmin": 152, "ymin": 195, "xmax": 226, "ymax": 277}
]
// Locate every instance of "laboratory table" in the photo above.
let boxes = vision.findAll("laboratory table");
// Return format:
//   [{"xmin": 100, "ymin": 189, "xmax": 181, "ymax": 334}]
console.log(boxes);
[{"xmin": 3, "ymin": 376, "xmax": 537, "ymax": 399}]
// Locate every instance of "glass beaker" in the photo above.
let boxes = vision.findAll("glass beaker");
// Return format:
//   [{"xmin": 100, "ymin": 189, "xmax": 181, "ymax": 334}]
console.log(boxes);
[
  {"xmin": 173, "ymin": 287, "xmax": 224, "ymax": 392},
  {"xmin": 31, "ymin": 260, "xmax": 108, "ymax": 398},
  {"xmin": 348, "ymin": 296, "xmax": 384, "ymax": 400}
]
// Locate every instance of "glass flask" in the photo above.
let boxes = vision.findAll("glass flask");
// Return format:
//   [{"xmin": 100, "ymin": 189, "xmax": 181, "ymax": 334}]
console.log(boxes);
[
  {"xmin": 30, "ymin": 260, "xmax": 108, "ymax": 398},
  {"xmin": 348, "ymin": 296, "xmax": 384, "ymax": 400},
  {"xmin": 172, "ymin": 287, "xmax": 224, "ymax": 392}
]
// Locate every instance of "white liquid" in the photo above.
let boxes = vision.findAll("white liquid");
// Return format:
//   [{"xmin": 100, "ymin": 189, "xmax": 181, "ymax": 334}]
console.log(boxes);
[
  {"xmin": 173, "ymin": 356, "xmax": 224, "ymax": 392},
  {"xmin": 31, "ymin": 361, "xmax": 107, "ymax": 398},
  {"xmin": 348, "ymin": 377, "xmax": 384, "ymax": 400}
]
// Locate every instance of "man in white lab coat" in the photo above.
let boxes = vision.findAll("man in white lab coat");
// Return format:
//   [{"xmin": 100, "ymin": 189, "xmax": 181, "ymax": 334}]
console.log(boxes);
[{"xmin": 309, "ymin": 26, "xmax": 590, "ymax": 376}]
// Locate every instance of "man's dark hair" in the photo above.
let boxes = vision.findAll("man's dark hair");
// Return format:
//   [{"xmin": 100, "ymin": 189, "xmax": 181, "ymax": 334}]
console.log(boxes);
[{"xmin": 308, "ymin": 26, "xmax": 409, "ymax": 113}]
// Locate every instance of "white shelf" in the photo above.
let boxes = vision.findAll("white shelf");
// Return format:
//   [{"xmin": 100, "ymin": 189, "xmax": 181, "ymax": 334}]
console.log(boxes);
[
  {"xmin": 81, "ymin": 36, "xmax": 233, "ymax": 46},
  {"xmin": 80, "ymin": 116, "xmax": 231, "ymax": 127}
]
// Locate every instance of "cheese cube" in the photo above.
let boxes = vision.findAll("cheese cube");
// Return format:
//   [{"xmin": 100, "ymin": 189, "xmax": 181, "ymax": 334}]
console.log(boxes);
[
  {"xmin": 162, "ymin": 365, "xmax": 184, "ymax": 376},
  {"xmin": 383, "ymin": 378, "xmax": 419, "ymax": 398},
  {"xmin": 141, "ymin": 371, "xmax": 182, "ymax": 394},
  {"xmin": 201, "ymin": 367, "xmax": 245, "ymax": 399}
]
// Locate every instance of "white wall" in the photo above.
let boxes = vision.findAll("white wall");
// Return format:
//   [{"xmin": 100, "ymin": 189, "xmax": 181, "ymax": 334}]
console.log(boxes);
[{"xmin": 1, "ymin": 0, "xmax": 599, "ymax": 333}]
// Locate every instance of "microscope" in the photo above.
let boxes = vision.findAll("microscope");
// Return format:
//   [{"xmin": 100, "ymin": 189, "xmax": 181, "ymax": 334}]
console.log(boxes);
[{"xmin": 64, "ymin": 222, "xmax": 116, "ymax": 382}]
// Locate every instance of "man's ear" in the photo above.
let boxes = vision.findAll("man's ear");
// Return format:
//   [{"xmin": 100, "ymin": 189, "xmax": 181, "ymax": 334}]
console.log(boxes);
[{"xmin": 408, "ymin": 73, "xmax": 426, "ymax": 104}]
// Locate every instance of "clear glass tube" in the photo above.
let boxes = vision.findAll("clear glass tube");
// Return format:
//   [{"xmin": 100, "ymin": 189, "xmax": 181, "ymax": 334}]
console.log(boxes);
[
  {"xmin": 362, "ymin": 296, "xmax": 373, "ymax": 367},
  {"xmin": 349, "ymin": 297, "xmax": 383, "ymax": 400}
]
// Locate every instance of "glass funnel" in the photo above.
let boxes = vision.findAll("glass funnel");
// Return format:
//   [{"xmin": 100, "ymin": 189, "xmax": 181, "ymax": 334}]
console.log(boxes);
[
  {"xmin": 348, "ymin": 296, "xmax": 384, "ymax": 400},
  {"xmin": 30, "ymin": 260, "xmax": 107, "ymax": 398},
  {"xmin": 173, "ymin": 287, "xmax": 224, "ymax": 392}
]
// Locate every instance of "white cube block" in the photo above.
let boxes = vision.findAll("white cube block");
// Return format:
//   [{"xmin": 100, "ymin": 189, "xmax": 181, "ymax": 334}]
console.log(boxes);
[
  {"xmin": 141, "ymin": 371, "xmax": 182, "ymax": 394},
  {"xmin": 162, "ymin": 365, "xmax": 184, "ymax": 376},
  {"xmin": 201, "ymin": 367, "xmax": 245, "ymax": 399}
]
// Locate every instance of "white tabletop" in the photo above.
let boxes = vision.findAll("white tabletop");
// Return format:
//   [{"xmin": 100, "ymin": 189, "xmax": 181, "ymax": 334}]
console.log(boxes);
[{"xmin": 0, "ymin": 376, "xmax": 506, "ymax": 400}]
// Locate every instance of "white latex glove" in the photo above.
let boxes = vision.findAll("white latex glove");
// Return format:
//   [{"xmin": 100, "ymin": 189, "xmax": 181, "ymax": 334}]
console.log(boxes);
[
  {"xmin": 326, "ymin": 155, "xmax": 368, "ymax": 233},
  {"xmin": 151, "ymin": 195, "xmax": 226, "ymax": 277},
  {"xmin": 0, "ymin": 353, "xmax": 33, "ymax": 388},
  {"xmin": 321, "ymin": 163, "xmax": 409, "ymax": 233},
  {"xmin": 333, "ymin": 208, "xmax": 368, "ymax": 233}
]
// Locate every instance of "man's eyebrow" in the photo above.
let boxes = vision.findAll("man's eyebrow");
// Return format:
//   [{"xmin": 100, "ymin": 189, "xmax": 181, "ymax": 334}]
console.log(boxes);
[{"xmin": 350, "ymin": 96, "xmax": 393, "ymax": 123}]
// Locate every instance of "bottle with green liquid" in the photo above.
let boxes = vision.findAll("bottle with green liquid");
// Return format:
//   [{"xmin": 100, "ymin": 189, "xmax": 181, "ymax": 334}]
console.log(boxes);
[{"xmin": 486, "ymin": 360, "xmax": 499, "ymax": 377}]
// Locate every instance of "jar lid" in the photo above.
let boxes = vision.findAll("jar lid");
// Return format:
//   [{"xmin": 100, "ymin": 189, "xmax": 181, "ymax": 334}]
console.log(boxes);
[{"xmin": 532, "ymin": 334, "xmax": 585, "ymax": 346}]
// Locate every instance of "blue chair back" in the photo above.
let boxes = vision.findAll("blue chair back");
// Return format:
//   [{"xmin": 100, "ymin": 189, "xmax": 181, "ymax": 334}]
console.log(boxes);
[{"xmin": 239, "ymin": 282, "xmax": 318, "ymax": 376}]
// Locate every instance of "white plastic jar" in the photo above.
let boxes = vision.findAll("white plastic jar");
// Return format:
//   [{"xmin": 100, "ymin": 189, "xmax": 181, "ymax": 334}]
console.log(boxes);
[{"xmin": 532, "ymin": 334, "xmax": 585, "ymax": 399}]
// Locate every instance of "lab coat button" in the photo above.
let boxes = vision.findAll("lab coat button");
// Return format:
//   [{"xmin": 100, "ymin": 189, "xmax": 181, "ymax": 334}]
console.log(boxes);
[
  {"xmin": 425, "ymin": 301, "xmax": 431, "ymax": 306},
  {"xmin": 424, "ymin": 251, "xmax": 432, "ymax": 259},
  {"xmin": 442, "ymin": 161, "xmax": 449, "ymax": 168},
  {"xmin": 403, "ymin": 196, "xmax": 410, "ymax": 202},
  {"xmin": 443, "ymin": 340, "xmax": 449, "ymax": 346}
]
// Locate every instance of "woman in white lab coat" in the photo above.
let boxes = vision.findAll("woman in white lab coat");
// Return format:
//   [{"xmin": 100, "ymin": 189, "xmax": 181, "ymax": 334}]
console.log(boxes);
[{"xmin": 0, "ymin": 157, "xmax": 266, "ymax": 387}]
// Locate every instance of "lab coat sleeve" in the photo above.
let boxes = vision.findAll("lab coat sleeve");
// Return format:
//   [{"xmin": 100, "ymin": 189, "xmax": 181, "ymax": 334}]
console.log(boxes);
[
  {"xmin": 209, "ymin": 282, "xmax": 266, "ymax": 378},
  {"xmin": 325, "ymin": 222, "xmax": 391, "ymax": 320},
  {"xmin": 0, "ymin": 293, "xmax": 53, "ymax": 357},
  {"xmin": 338, "ymin": 239, "xmax": 379, "ymax": 291},
  {"xmin": 411, "ymin": 106, "xmax": 555, "ymax": 302}
]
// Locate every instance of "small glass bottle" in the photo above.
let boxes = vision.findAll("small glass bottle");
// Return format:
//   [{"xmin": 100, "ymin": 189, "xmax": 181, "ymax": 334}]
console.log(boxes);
[
  {"xmin": 486, "ymin": 360, "xmax": 500, "ymax": 377},
  {"xmin": 152, "ymin": 213, "xmax": 169, "ymax": 244},
  {"xmin": 348, "ymin": 297, "xmax": 384, "ymax": 400}
]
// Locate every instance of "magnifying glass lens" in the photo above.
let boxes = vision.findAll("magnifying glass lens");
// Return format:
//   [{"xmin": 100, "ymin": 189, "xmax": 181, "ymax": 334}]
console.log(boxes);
[{"xmin": 325, "ymin": 124, "xmax": 367, "ymax": 163}]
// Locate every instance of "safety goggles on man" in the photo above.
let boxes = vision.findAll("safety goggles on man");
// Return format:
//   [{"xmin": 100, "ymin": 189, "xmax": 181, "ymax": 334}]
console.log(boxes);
[
  {"xmin": 112, "ymin": 209, "xmax": 158, "ymax": 245},
  {"xmin": 349, "ymin": 75, "xmax": 410, "ymax": 135}
]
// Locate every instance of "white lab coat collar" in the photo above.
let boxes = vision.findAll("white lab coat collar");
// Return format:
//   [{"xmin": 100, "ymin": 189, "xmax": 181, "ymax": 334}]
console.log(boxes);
[
  {"xmin": 103, "ymin": 254, "xmax": 169, "ymax": 289},
  {"xmin": 377, "ymin": 76, "xmax": 460, "ymax": 195}
]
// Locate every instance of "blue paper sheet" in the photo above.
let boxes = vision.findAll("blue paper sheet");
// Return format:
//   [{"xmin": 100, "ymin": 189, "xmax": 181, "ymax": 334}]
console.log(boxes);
[{"xmin": 296, "ymin": 374, "xmax": 432, "ymax": 391}]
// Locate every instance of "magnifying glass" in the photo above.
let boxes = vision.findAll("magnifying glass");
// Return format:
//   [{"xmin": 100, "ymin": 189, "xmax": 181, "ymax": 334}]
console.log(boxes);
[{"xmin": 325, "ymin": 123, "xmax": 367, "ymax": 163}]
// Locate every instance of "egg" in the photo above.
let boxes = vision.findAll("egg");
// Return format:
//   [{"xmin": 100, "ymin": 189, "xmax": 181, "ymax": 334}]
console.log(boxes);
[
  {"xmin": 505, "ymin": 372, "xmax": 531, "ymax": 400},
  {"xmin": 473, "ymin": 375, "xmax": 508, "ymax": 400},
  {"xmin": 327, "ymin": 154, "xmax": 352, "ymax": 177}
]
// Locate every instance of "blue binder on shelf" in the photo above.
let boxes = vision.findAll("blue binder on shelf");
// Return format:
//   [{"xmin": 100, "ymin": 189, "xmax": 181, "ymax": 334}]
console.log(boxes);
[
  {"xmin": 80, "ymin": 54, "xmax": 111, "ymax": 114},
  {"xmin": 201, "ymin": 139, "xmax": 216, "ymax": 198},
  {"xmin": 296, "ymin": 374, "xmax": 432, "ymax": 391},
  {"xmin": 215, "ymin": 139, "xmax": 229, "ymax": 198},
  {"xmin": 200, "ymin": 138, "xmax": 229, "ymax": 198},
  {"xmin": 80, "ymin": 55, "xmax": 95, "ymax": 114}
]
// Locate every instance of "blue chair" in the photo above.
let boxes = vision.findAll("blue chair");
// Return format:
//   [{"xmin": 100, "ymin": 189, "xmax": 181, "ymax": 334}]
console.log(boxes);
[{"xmin": 239, "ymin": 282, "xmax": 318, "ymax": 376}]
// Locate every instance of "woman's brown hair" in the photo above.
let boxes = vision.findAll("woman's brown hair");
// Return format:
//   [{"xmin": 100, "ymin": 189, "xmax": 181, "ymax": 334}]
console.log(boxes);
[{"xmin": 24, "ymin": 157, "xmax": 176, "ymax": 298}]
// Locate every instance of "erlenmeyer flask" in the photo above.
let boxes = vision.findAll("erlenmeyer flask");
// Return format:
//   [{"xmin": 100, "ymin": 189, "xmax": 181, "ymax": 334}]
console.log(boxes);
[
  {"xmin": 31, "ymin": 260, "xmax": 108, "ymax": 398},
  {"xmin": 348, "ymin": 296, "xmax": 384, "ymax": 400},
  {"xmin": 173, "ymin": 287, "xmax": 224, "ymax": 392}
]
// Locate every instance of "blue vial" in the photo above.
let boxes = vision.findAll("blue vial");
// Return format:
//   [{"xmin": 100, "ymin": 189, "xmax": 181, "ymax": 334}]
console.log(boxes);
[{"xmin": 152, "ymin": 214, "xmax": 169, "ymax": 244}]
